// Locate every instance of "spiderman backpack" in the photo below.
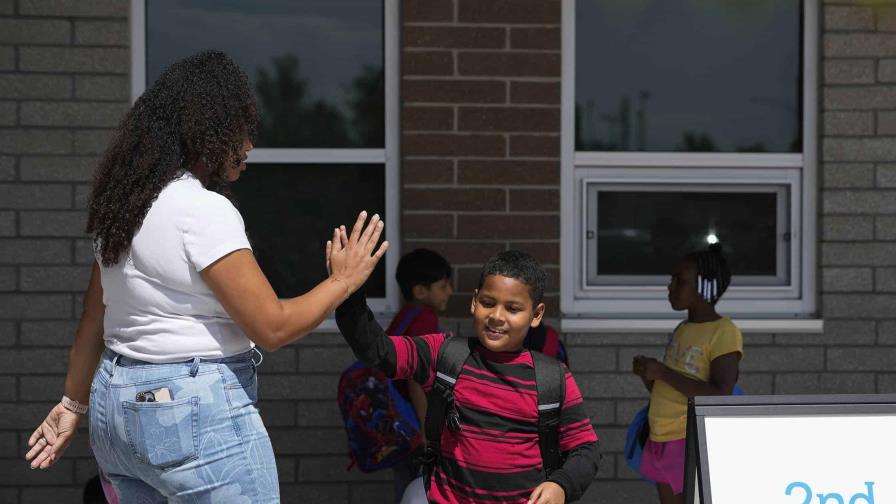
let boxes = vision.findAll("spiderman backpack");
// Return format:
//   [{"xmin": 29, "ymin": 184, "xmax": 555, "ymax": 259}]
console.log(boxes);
[{"xmin": 337, "ymin": 308, "xmax": 423, "ymax": 472}]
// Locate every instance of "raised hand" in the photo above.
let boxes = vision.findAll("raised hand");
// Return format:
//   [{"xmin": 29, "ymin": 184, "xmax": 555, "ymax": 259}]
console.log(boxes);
[
  {"xmin": 327, "ymin": 211, "xmax": 389, "ymax": 296},
  {"xmin": 25, "ymin": 403, "xmax": 82, "ymax": 470}
]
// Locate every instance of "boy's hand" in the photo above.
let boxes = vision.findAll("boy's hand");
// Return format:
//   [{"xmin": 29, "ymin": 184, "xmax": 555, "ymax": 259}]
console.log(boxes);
[
  {"xmin": 326, "ymin": 211, "xmax": 389, "ymax": 296},
  {"xmin": 528, "ymin": 481, "xmax": 565, "ymax": 504}
]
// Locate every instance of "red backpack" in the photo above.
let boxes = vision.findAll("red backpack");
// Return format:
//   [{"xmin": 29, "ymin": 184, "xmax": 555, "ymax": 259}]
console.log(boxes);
[{"xmin": 336, "ymin": 308, "xmax": 423, "ymax": 472}]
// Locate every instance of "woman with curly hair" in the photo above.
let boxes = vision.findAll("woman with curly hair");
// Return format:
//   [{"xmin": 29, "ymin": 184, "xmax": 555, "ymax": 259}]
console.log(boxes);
[{"xmin": 24, "ymin": 50, "xmax": 388, "ymax": 502}]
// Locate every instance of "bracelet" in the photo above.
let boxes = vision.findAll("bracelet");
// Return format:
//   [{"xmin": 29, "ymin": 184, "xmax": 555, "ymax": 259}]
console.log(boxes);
[{"xmin": 61, "ymin": 395, "xmax": 88, "ymax": 415}]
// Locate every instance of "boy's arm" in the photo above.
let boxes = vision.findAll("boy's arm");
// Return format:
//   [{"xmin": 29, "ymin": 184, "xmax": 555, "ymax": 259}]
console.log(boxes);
[
  {"xmin": 545, "ymin": 370, "xmax": 601, "ymax": 502},
  {"xmin": 547, "ymin": 441, "xmax": 600, "ymax": 502},
  {"xmin": 335, "ymin": 291, "xmax": 442, "ymax": 385},
  {"xmin": 335, "ymin": 290, "xmax": 398, "ymax": 375},
  {"xmin": 407, "ymin": 381, "xmax": 428, "ymax": 425}
]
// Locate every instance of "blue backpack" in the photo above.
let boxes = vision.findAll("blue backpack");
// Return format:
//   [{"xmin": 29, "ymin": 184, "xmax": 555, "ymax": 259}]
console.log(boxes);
[
  {"xmin": 337, "ymin": 308, "xmax": 423, "ymax": 473},
  {"xmin": 624, "ymin": 384, "xmax": 744, "ymax": 478}
]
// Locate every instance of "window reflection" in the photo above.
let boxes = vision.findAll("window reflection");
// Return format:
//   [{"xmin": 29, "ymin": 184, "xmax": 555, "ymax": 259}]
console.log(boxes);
[
  {"xmin": 147, "ymin": 0, "xmax": 384, "ymax": 148},
  {"xmin": 587, "ymin": 188, "xmax": 789, "ymax": 285},
  {"xmin": 575, "ymin": 0, "xmax": 802, "ymax": 153},
  {"xmin": 232, "ymin": 164, "xmax": 386, "ymax": 298}
]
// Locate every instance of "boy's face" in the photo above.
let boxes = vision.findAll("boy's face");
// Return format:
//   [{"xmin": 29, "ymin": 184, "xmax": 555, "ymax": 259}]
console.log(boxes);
[
  {"xmin": 415, "ymin": 277, "xmax": 453, "ymax": 312},
  {"xmin": 470, "ymin": 274, "xmax": 545, "ymax": 353},
  {"xmin": 668, "ymin": 258, "xmax": 701, "ymax": 311}
]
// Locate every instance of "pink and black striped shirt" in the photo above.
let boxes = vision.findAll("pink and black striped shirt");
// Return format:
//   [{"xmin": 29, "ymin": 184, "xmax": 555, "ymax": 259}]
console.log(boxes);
[{"xmin": 336, "ymin": 294, "xmax": 600, "ymax": 504}]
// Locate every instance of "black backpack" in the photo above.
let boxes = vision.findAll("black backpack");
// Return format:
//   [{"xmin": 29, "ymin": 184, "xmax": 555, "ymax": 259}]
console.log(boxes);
[{"xmin": 420, "ymin": 336, "xmax": 566, "ymax": 490}]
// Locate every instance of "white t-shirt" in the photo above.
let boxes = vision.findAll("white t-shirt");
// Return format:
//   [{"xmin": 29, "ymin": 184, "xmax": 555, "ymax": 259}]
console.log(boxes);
[{"xmin": 98, "ymin": 172, "xmax": 254, "ymax": 363}]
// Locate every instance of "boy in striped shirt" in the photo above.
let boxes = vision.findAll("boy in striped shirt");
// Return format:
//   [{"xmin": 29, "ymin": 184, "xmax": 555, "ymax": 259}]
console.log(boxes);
[{"xmin": 336, "ymin": 250, "xmax": 599, "ymax": 504}]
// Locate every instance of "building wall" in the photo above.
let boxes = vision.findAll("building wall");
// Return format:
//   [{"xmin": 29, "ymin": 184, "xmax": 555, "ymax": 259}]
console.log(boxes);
[
  {"xmin": 0, "ymin": 1, "xmax": 130, "ymax": 502},
  {"xmin": 1, "ymin": 0, "xmax": 895, "ymax": 502}
]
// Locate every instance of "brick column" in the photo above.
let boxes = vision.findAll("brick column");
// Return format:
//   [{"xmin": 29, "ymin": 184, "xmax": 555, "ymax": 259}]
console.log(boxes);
[{"xmin": 401, "ymin": 0, "xmax": 562, "ymax": 316}]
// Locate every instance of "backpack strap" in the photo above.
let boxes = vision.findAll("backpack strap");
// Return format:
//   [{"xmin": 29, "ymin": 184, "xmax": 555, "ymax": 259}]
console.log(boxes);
[
  {"xmin": 394, "ymin": 306, "xmax": 423, "ymax": 336},
  {"xmin": 421, "ymin": 336, "xmax": 474, "ymax": 489},
  {"xmin": 541, "ymin": 325, "xmax": 560, "ymax": 360},
  {"xmin": 531, "ymin": 350, "xmax": 566, "ymax": 477}
]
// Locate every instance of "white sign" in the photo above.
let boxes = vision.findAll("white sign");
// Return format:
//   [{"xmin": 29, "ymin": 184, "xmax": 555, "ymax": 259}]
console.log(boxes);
[{"xmin": 701, "ymin": 414, "xmax": 896, "ymax": 504}]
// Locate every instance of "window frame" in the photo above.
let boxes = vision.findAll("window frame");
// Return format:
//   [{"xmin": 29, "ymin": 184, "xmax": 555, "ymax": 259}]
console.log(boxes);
[
  {"xmin": 130, "ymin": 0, "xmax": 402, "ymax": 313},
  {"xmin": 576, "ymin": 167, "xmax": 802, "ymax": 314},
  {"xmin": 560, "ymin": 0, "xmax": 819, "ymax": 321},
  {"xmin": 583, "ymin": 177, "xmax": 794, "ymax": 289}
]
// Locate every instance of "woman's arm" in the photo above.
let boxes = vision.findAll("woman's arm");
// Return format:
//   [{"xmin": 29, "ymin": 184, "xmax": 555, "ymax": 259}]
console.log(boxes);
[
  {"xmin": 64, "ymin": 262, "xmax": 107, "ymax": 403},
  {"xmin": 26, "ymin": 261, "xmax": 106, "ymax": 469},
  {"xmin": 202, "ymin": 212, "xmax": 387, "ymax": 352}
]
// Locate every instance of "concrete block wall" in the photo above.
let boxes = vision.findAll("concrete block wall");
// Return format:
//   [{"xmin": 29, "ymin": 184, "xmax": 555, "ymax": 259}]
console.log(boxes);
[
  {"xmin": 820, "ymin": 0, "xmax": 896, "ymax": 398},
  {"xmin": 2, "ymin": 0, "xmax": 896, "ymax": 502},
  {"xmin": 0, "ymin": 0, "xmax": 130, "ymax": 502}
]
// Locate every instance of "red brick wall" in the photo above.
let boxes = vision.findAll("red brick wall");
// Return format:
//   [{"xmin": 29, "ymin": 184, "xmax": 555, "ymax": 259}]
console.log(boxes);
[{"xmin": 401, "ymin": 0, "xmax": 563, "ymax": 316}]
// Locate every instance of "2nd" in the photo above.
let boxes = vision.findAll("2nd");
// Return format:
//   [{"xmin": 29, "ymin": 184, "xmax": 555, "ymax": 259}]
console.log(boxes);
[{"xmin": 785, "ymin": 482, "xmax": 875, "ymax": 504}]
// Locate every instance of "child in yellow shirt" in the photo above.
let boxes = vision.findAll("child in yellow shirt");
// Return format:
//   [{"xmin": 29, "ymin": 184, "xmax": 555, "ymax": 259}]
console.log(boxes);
[{"xmin": 632, "ymin": 244, "xmax": 743, "ymax": 504}]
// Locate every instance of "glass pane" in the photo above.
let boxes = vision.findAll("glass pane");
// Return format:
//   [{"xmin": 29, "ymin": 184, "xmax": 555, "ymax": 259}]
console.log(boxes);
[
  {"xmin": 146, "ymin": 0, "xmax": 384, "ymax": 148},
  {"xmin": 587, "ymin": 187, "xmax": 788, "ymax": 285},
  {"xmin": 576, "ymin": 0, "xmax": 802, "ymax": 153},
  {"xmin": 232, "ymin": 163, "xmax": 386, "ymax": 298}
]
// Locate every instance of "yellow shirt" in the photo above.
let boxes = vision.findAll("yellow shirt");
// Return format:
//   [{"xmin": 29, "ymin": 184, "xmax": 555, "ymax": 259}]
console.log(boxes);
[{"xmin": 648, "ymin": 317, "xmax": 743, "ymax": 441}]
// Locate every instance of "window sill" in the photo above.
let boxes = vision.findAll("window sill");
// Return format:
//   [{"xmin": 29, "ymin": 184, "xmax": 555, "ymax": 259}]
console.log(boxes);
[
  {"xmin": 560, "ymin": 318, "xmax": 824, "ymax": 334},
  {"xmin": 313, "ymin": 315, "xmax": 396, "ymax": 333}
]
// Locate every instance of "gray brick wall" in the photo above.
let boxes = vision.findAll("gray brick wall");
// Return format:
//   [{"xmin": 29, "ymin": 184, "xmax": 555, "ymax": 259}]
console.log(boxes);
[
  {"xmin": 0, "ymin": 0, "xmax": 129, "ymax": 501},
  {"xmin": 819, "ymin": 0, "xmax": 896, "ymax": 447},
  {"xmin": 2, "ymin": 0, "xmax": 896, "ymax": 503}
]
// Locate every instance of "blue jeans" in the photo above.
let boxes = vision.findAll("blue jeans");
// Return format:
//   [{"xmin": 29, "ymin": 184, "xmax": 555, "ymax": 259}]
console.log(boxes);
[{"xmin": 89, "ymin": 349, "xmax": 279, "ymax": 503}]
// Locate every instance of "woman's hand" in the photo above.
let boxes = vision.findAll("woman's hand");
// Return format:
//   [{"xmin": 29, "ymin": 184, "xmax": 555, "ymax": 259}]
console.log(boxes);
[
  {"xmin": 528, "ymin": 481, "xmax": 566, "ymax": 504},
  {"xmin": 25, "ymin": 403, "xmax": 82, "ymax": 469},
  {"xmin": 327, "ymin": 211, "xmax": 388, "ymax": 295}
]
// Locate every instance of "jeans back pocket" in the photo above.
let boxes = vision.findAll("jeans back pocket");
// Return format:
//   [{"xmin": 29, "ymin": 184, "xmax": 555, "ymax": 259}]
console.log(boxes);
[{"xmin": 122, "ymin": 396, "xmax": 199, "ymax": 469}]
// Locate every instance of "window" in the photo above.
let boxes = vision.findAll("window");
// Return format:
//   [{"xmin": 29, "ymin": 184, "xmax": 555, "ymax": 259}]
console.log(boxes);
[
  {"xmin": 561, "ymin": 0, "xmax": 818, "ymax": 319},
  {"xmin": 131, "ymin": 0, "xmax": 400, "ymax": 312}
]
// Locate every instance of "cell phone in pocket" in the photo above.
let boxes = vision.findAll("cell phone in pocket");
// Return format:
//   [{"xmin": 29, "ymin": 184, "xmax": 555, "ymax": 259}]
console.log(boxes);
[{"xmin": 136, "ymin": 387, "xmax": 172, "ymax": 403}]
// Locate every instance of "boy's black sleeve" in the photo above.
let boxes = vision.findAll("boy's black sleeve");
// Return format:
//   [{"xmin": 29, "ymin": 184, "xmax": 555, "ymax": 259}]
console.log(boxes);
[
  {"xmin": 334, "ymin": 290, "xmax": 398, "ymax": 375},
  {"xmin": 547, "ymin": 442, "xmax": 600, "ymax": 502}
]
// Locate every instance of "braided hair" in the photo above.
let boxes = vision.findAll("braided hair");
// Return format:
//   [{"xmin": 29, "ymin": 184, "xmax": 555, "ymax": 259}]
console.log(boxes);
[{"xmin": 686, "ymin": 244, "xmax": 731, "ymax": 305}]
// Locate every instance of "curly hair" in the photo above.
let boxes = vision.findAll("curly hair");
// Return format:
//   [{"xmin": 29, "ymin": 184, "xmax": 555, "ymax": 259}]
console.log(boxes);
[{"xmin": 87, "ymin": 50, "xmax": 257, "ymax": 266}]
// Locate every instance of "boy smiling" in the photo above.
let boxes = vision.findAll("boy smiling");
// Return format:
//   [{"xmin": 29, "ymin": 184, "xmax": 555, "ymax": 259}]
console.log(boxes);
[{"xmin": 336, "ymin": 250, "xmax": 599, "ymax": 504}]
